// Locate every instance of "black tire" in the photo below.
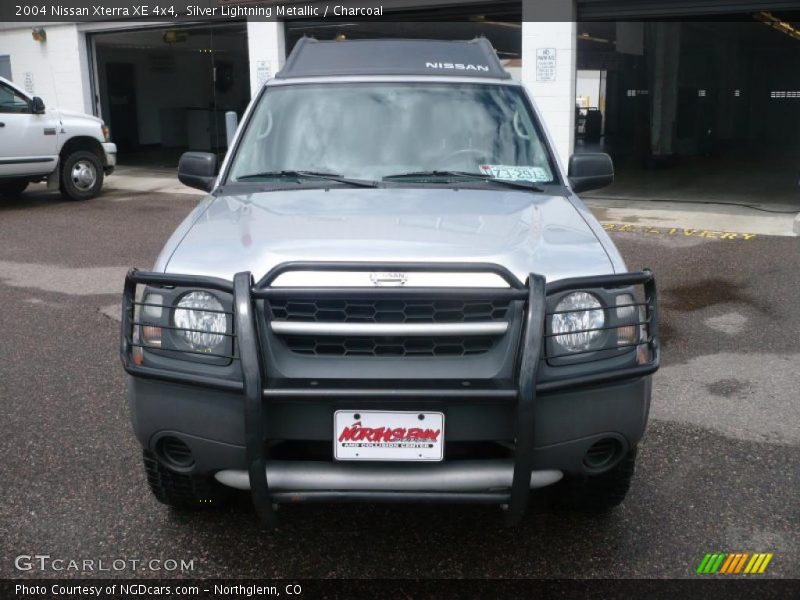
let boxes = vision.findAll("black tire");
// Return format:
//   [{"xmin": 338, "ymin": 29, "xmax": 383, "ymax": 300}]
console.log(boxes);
[
  {"xmin": 59, "ymin": 150, "xmax": 104, "ymax": 201},
  {"xmin": 561, "ymin": 447, "xmax": 637, "ymax": 512},
  {"xmin": 143, "ymin": 450, "xmax": 229, "ymax": 510},
  {"xmin": 0, "ymin": 178, "xmax": 29, "ymax": 197}
]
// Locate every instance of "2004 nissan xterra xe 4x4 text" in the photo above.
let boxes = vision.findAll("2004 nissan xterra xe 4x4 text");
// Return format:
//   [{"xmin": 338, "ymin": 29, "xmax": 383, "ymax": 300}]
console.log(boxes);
[{"xmin": 120, "ymin": 38, "xmax": 660, "ymax": 525}]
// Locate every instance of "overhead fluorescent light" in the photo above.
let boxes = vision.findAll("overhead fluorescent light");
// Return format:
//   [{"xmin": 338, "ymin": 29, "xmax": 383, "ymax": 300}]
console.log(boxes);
[{"xmin": 754, "ymin": 12, "xmax": 800, "ymax": 42}]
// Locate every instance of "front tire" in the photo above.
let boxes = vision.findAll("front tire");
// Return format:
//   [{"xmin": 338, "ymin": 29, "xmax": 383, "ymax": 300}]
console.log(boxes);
[
  {"xmin": 561, "ymin": 447, "xmax": 637, "ymax": 512},
  {"xmin": 60, "ymin": 150, "xmax": 103, "ymax": 200},
  {"xmin": 0, "ymin": 178, "xmax": 29, "ymax": 197},
  {"xmin": 143, "ymin": 450, "xmax": 230, "ymax": 510}
]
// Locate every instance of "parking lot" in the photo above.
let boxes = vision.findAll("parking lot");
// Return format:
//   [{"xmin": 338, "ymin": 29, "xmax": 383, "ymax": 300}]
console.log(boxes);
[{"xmin": 1, "ymin": 185, "xmax": 798, "ymax": 579}]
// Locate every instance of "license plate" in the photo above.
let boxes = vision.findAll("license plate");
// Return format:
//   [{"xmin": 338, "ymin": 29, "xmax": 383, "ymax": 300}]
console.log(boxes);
[{"xmin": 334, "ymin": 410, "xmax": 444, "ymax": 461}]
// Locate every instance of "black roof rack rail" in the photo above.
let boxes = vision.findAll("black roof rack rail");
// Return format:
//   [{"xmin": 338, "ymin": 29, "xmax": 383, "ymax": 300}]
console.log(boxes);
[{"xmin": 275, "ymin": 37, "xmax": 511, "ymax": 80}]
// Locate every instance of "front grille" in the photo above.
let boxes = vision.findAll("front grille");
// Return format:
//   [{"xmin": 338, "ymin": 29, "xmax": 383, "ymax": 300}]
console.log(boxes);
[
  {"xmin": 284, "ymin": 335, "xmax": 496, "ymax": 357},
  {"xmin": 269, "ymin": 298, "xmax": 510, "ymax": 324}
]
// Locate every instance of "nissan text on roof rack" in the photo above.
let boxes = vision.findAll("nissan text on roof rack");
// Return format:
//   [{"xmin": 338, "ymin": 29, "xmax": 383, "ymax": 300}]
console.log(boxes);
[
  {"xmin": 0, "ymin": 76, "xmax": 116, "ymax": 201},
  {"xmin": 120, "ymin": 38, "xmax": 659, "ymax": 525}
]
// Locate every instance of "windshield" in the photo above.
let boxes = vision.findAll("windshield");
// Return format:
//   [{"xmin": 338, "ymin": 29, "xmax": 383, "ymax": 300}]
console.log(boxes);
[{"xmin": 227, "ymin": 82, "xmax": 558, "ymax": 185}]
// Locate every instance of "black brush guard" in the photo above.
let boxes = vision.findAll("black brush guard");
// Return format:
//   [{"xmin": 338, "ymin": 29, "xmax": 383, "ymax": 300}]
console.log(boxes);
[{"xmin": 121, "ymin": 262, "xmax": 659, "ymax": 525}]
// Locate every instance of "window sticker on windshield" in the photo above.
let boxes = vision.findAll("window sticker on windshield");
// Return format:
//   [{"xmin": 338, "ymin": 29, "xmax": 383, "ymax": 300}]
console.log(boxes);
[{"xmin": 479, "ymin": 165, "xmax": 549, "ymax": 182}]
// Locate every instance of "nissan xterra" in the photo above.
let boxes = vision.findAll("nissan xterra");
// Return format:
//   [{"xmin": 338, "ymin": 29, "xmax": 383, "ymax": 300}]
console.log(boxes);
[{"xmin": 120, "ymin": 38, "xmax": 659, "ymax": 525}]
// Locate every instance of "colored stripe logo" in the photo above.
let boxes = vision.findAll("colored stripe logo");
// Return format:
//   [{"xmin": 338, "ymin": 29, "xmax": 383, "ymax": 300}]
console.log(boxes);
[{"xmin": 696, "ymin": 552, "xmax": 773, "ymax": 574}]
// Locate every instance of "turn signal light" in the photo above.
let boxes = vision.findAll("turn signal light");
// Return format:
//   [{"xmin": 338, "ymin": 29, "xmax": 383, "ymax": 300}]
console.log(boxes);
[
  {"xmin": 142, "ymin": 325, "xmax": 162, "ymax": 348},
  {"xmin": 616, "ymin": 324, "xmax": 637, "ymax": 346},
  {"xmin": 132, "ymin": 346, "xmax": 144, "ymax": 366}
]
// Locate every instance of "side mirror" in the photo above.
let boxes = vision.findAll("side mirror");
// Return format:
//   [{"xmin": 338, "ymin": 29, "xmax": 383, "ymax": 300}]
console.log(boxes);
[
  {"xmin": 31, "ymin": 97, "xmax": 45, "ymax": 114},
  {"xmin": 178, "ymin": 152, "xmax": 217, "ymax": 192},
  {"xmin": 568, "ymin": 153, "xmax": 614, "ymax": 193}
]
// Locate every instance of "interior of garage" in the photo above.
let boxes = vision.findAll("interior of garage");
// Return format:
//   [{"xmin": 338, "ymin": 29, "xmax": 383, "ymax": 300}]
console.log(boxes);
[
  {"xmin": 576, "ymin": 16, "xmax": 800, "ymax": 210},
  {"xmin": 287, "ymin": 8, "xmax": 799, "ymax": 210},
  {"xmin": 90, "ymin": 23, "xmax": 250, "ymax": 168}
]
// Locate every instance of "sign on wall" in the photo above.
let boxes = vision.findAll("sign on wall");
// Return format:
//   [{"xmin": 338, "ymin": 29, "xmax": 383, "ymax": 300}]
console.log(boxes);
[
  {"xmin": 255, "ymin": 60, "xmax": 271, "ymax": 88},
  {"xmin": 536, "ymin": 48, "xmax": 557, "ymax": 82},
  {"xmin": 23, "ymin": 71, "xmax": 34, "ymax": 94}
]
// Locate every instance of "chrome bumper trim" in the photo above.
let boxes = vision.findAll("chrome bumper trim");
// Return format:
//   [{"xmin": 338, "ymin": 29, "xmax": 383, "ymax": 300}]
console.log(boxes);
[
  {"xmin": 214, "ymin": 460, "xmax": 563, "ymax": 492},
  {"xmin": 270, "ymin": 321, "xmax": 508, "ymax": 337}
]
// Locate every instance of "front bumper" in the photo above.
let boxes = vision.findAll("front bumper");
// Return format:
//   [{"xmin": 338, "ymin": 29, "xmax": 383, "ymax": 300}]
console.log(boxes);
[
  {"xmin": 101, "ymin": 142, "xmax": 117, "ymax": 173},
  {"xmin": 121, "ymin": 263, "xmax": 659, "ymax": 523},
  {"xmin": 128, "ymin": 374, "xmax": 651, "ymax": 502}
]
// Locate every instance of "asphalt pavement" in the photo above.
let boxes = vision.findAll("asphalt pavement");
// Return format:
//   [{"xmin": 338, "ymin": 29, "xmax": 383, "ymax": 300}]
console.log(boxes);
[{"xmin": 0, "ymin": 186, "xmax": 798, "ymax": 580}]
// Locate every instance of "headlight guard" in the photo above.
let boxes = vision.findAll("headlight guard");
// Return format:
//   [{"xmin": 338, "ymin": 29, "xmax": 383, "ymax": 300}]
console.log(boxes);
[
  {"xmin": 545, "ymin": 286, "xmax": 647, "ymax": 366},
  {"xmin": 133, "ymin": 285, "xmax": 235, "ymax": 367}
]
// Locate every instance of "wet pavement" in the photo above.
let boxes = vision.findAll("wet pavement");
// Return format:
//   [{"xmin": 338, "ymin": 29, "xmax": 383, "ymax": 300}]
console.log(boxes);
[{"xmin": 0, "ymin": 188, "xmax": 798, "ymax": 580}]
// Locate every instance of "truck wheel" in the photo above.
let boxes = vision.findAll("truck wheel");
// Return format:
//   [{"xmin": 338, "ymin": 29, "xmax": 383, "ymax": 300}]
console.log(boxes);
[
  {"xmin": 561, "ymin": 447, "xmax": 637, "ymax": 512},
  {"xmin": 59, "ymin": 150, "xmax": 104, "ymax": 201},
  {"xmin": 0, "ymin": 178, "xmax": 29, "ymax": 197},
  {"xmin": 143, "ymin": 450, "xmax": 229, "ymax": 510}
]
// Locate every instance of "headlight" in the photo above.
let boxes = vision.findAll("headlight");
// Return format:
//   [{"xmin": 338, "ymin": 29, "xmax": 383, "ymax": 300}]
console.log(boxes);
[
  {"xmin": 101, "ymin": 123, "xmax": 110, "ymax": 142},
  {"xmin": 551, "ymin": 292, "xmax": 605, "ymax": 352},
  {"xmin": 173, "ymin": 291, "xmax": 227, "ymax": 352}
]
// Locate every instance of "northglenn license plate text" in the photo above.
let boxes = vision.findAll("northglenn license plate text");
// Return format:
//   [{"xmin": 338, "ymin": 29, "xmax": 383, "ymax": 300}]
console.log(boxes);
[{"xmin": 334, "ymin": 410, "xmax": 444, "ymax": 461}]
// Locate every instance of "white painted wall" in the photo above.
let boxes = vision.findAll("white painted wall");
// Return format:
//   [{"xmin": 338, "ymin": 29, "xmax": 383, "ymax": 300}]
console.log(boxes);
[
  {"xmin": 520, "ymin": 21, "xmax": 577, "ymax": 170},
  {"xmin": 0, "ymin": 24, "xmax": 90, "ymax": 113},
  {"xmin": 246, "ymin": 21, "xmax": 286, "ymax": 98}
]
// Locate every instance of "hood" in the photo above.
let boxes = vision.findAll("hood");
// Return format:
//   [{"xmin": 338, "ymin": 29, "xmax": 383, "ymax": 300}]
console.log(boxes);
[
  {"xmin": 54, "ymin": 108, "xmax": 103, "ymax": 125},
  {"xmin": 161, "ymin": 187, "xmax": 616, "ymax": 285}
]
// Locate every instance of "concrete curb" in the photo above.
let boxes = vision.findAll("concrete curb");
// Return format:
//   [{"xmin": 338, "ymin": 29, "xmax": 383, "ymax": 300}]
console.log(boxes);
[{"xmin": 795, "ymin": 213, "xmax": 800, "ymax": 235}]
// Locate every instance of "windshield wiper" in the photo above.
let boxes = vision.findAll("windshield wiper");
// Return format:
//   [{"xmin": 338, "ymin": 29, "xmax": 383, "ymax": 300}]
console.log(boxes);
[
  {"xmin": 236, "ymin": 170, "xmax": 379, "ymax": 188},
  {"xmin": 383, "ymin": 170, "xmax": 545, "ymax": 192}
]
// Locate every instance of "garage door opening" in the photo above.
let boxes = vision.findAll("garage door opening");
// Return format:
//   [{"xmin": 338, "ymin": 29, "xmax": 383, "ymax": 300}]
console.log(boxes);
[
  {"xmin": 90, "ymin": 24, "xmax": 250, "ymax": 170},
  {"xmin": 577, "ymin": 16, "xmax": 800, "ymax": 212}
]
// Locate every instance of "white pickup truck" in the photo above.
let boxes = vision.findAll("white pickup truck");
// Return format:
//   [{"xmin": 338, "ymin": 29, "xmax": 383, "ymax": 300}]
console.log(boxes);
[{"xmin": 0, "ymin": 76, "xmax": 116, "ymax": 200}]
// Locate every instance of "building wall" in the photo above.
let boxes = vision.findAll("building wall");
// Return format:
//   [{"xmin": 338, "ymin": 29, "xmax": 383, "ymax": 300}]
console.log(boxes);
[
  {"xmin": 521, "ymin": 0, "xmax": 578, "ymax": 169},
  {"xmin": 0, "ymin": 24, "xmax": 90, "ymax": 113},
  {"xmin": 521, "ymin": 20, "xmax": 577, "ymax": 169},
  {"xmin": 246, "ymin": 21, "xmax": 286, "ymax": 97},
  {"xmin": 0, "ymin": 21, "xmax": 280, "ymax": 122}
]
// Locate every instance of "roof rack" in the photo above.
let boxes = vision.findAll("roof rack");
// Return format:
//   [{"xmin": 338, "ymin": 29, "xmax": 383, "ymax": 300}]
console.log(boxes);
[{"xmin": 275, "ymin": 37, "xmax": 511, "ymax": 80}]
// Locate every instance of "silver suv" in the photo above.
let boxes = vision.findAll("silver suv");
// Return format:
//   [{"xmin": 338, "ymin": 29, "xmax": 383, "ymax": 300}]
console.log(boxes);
[{"xmin": 121, "ymin": 39, "xmax": 659, "ymax": 525}]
